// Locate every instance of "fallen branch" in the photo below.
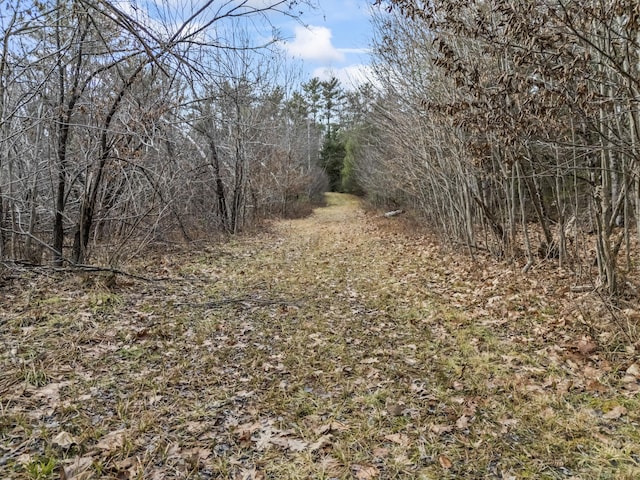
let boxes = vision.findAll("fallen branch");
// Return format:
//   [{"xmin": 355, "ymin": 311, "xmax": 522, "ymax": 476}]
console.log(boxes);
[
  {"xmin": 384, "ymin": 209, "xmax": 404, "ymax": 218},
  {"xmin": 2, "ymin": 261, "xmax": 169, "ymax": 283},
  {"xmin": 570, "ymin": 285, "xmax": 595, "ymax": 293}
]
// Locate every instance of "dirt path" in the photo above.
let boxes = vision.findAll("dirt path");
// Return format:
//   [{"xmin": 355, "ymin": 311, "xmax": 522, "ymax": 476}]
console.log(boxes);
[{"xmin": 1, "ymin": 193, "xmax": 639, "ymax": 479}]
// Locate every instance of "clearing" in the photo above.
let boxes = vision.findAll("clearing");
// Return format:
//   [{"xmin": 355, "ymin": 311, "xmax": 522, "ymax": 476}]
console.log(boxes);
[{"xmin": 1, "ymin": 193, "xmax": 640, "ymax": 479}]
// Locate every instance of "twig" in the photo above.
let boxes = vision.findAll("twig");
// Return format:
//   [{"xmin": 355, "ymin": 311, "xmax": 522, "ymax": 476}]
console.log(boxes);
[
  {"xmin": 2, "ymin": 261, "xmax": 169, "ymax": 283},
  {"xmin": 570, "ymin": 285, "xmax": 595, "ymax": 293}
]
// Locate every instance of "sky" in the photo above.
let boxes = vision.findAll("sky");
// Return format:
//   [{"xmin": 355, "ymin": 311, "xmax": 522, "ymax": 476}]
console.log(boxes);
[
  {"xmin": 121, "ymin": 0, "xmax": 377, "ymax": 89},
  {"xmin": 279, "ymin": 0, "xmax": 375, "ymax": 89}
]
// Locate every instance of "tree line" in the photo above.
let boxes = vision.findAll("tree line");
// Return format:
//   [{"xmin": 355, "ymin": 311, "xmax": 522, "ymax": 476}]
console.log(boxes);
[
  {"xmin": 5, "ymin": 0, "xmax": 637, "ymax": 296},
  {"xmin": 344, "ymin": 0, "xmax": 640, "ymax": 295},
  {"xmin": 0, "ymin": 0, "xmax": 358, "ymax": 267}
]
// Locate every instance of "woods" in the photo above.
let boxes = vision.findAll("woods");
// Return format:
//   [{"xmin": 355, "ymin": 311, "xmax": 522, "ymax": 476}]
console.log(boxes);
[
  {"xmin": 4, "ymin": 1, "xmax": 640, "ymax": 293},
  {"xmin": 0, "ymin": 0, "xmax": 333, "ymax": 267},
  {"xmin": 4, "ymin": 3, "xmax": 640, "ymax": 477},
  {"xmin": 350, "ymin": 0, "xmax": 640, "ymax": 295}
]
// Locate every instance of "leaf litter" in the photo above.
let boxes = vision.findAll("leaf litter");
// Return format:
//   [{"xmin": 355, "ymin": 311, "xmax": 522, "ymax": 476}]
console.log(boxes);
[{"xmin": 1, "ymin": 193, "xmax": 640, "ymax": 478}]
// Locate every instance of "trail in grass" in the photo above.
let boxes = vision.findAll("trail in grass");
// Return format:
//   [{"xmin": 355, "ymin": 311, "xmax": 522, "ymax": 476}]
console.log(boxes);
[{"xmin": 2, "ymin": 193, "xmax": 640, "ymax": 479}]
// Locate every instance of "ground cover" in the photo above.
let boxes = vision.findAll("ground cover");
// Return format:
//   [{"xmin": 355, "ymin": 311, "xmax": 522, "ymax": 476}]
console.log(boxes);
[{"xmin": 1, "ymin": 193, "xmax": 639, "ymax": 479}]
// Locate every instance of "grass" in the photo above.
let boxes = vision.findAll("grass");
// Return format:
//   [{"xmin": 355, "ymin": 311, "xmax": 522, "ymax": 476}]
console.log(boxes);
[{"xmin": 1, "ymin": 193, "xmax": 639, "ymax": 479}]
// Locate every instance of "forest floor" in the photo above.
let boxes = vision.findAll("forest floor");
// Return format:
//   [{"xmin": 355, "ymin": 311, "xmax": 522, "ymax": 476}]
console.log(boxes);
[{"xmin": 1, "ymin": 193, "xmax": 640, "ymax": 480}]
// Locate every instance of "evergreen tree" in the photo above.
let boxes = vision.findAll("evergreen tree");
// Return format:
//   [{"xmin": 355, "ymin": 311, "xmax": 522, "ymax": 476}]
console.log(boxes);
[
  {"xmin": 341, "ymin": 135, "xmax": 363, "ymax": 195},
  {"xmin": 320, "ymin": 77, "xmax": 343, "ymax": 136},
  {"xmin": 320, "ymin": 130, "xmax": 346, "ymax": 192}
]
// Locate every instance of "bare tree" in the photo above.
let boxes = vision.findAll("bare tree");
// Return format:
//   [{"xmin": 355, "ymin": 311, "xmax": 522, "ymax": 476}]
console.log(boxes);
[
  {"xmin": 363, "ymin": 0, "xmax": 640, "ymax": 293},
  {"xmin": 1, "ymin": 0, "xmax": 322, "ymax": 266}
]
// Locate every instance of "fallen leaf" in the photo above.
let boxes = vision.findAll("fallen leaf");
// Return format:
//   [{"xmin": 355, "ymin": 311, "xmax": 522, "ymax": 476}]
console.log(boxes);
[
  {"xmin": 236, "ymin": 422, "xmax": 261, "ymax": 441},
  {"xmin": 593, "ymin": 432, "xmax": 612, "ymax": 445},
  {"xmin": 354, "ymin": 465, "xmax": 379, "ymax": 479},
  {"xmin": 499, "ymin": 418, "xmax": 519, "ymax": 433},
  {"xmin": 372, "ymin": 447, "xmax": 389, "ymax": 458},
  {"xmin": 452, "ymin": 380, "xmax": 465, "ymax": 391},
  {"xmin": 164, "ymin": 442, "xmax": 181, "ymax": 458},
  {"xmin": 309, "ymin": 434, "xmax": 332, "ymax": 452},
  {"xmin": 330, "ymin": 421, "xmax": 349, "ymax": 432},
  {"xmin": 184, "ymin": 447, "xmax": 212, "ymax": 462},
  {"xmin": 238, "ymin": 467, "xmax": 265, "ymax": 480},
  {"xmin": 255, "ymin": 430, "xmax": 277, "ymax": 451},
  {"xmin": 32, "ymin": 381, "xmax": 71, "ymax": 408},
  {"xmin": 386, "ymin": 402, "xmax": 404, "ymax": 417},
  {"xmin": 53, "ymin": 431, "xmax": 76, "ymax": 448},
  {"xmin": 16, "ymin": 453, "xmax": 33, "ymax": 465},
  {"xmin": 430, "ymin": 424, "xmax": 453, "ymax": 435},
  {"xmin": 583, "ymin": 366, "xmax": 602, "ymax": 379},
  {"xmin": 626, "ymin": 363, "xmax": 640, "ymax": 378},
  {"xmin": 317, "ymin": 456, "xmax": 342, "ymax": 475},
  {"xmin": 63, "ymin": 456, "xmax": 94, "ymax": 480},
  {"xmin": 392, "ymin": 454, "xmax": 413, "ymax": 468},
  {"xmin": 541, "ymin": 407, "xmax": 555, "ymax": 419},
  {"xmin": 95, "ymin": 429, "xmax": 126, "ymax": 451},
  {"xmin": 383, "ymin": 433, "xmax": 410, "ymax": 446},
  {"xmin": 577, "ymin": 339, "xmax": 597, "ymax": 355},
  {"xmin": 586, "ymin": 379, "xmax": 608, "ymax": 393},
  {"xmin": 114, "ymin": 457, "xmax": 135, "ymax": 471},
  {"xmin": 455, "ymin": 415, "xmax": 470, "ymax": 430},
  {"xmin": 360, "ymin": 357, "xmax": 379, "ymax": 364},
  {"xmin": 438, "ymin": 455, "xmax": 453, "ymax": 469},
  {"xmin": 314, "ymin": 421, "xmax": 349, "ymax": 435},
  {"xmin": 603, "ymin": 405, "xmax": 627, "ymax": 420},
  {"xmin": 287, "ymin": 438, "xmax": 309, "ymax": 452}
]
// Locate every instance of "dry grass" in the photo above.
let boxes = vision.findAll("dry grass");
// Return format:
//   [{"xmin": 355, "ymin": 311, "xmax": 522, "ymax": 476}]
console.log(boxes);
[{"xmin": 1, "ymin": 192, "xmax": 640, "ymax": 479}]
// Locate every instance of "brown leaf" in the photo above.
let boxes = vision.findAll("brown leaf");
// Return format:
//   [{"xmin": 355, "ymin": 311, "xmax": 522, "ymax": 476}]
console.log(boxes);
[
  {"xmin": 499, "ymin": 418, "xmax": 519, "ymax": 433},
  {"xmin": 455, "ymin": 415, "xmax": 470, "ymax": 430},
  {"xmin": 236, "ymin": 422, "xmax": 261, "ymax": 441},
  {"xmin": 372, "ymin": 447, "xmax": 389, "ymax": 458},
  {"xmin": 238, "ymin": 467, "xmax": 265, "ymax": 480},
  {"xmin": 583, "ymin": 366, "xmax": 602, "ymax": 380},
  {"xmin": 309, "ymin": 434, "xmax": 333, "ymax": 452},
  {"xmin": 386, "ymin": 403, "xmax": 404, "ymax": 417},
  {"xmin": 383, "ymin": 433, "xmax": 410, "ymax": 446},
  {"xmin": 330, "ymin": 421, "xmax": 349, "ymax": 432},
  {"xmin": 602, "ymin": 405, "xmax": 627, "ymax": 420},
  {"xmin": 287, "ymin": 438, "xmax": 309, "ymax": 452},
  {"xmin": 360, "ymin": 357, "xmax": 379, "ymax": 364},
  {"xmin": 33, "ymin": 381, "xmax": 71, "ymax": 406},
  {"xmin": 184, "ymin": 447, "xmax": 212, "ymax": 463},
  {"xmin": 62, "ymin": 456, "xmax": 93, "ymax": 480},
  {"xmin": 430, "ymin": 424, "xmax": 453, "ymax": 435},
  {"xmin": 626, "ymin": 363, "xmax": 640, "ymax": 378},
  {"xmin": 318, "ymin": 456, "xmax": 342, "ymax": 475},
  {"xmin": 259, "ymin": 431, "xmax": 282, "ymax": 450},
  {"xmin": 314, "ymin": 421, "xmax": 348, "ymax": 435},
  {"xmin": 354, "ymin": 465, "xmax": 379, "ymax": 479},
  {"xmin": 95, "ymin": 429, "xmax": 126, "ymax": 452},
  {"xmin": 52, "ymin": 431, "xmax": 76, "ymax": 449},
  {"xmin": 586, "ymin": 379, "xmax": 607, "ymax": 393},
  {"xmin": 577, "ymin": 339, "xmax": 597, "ymax": 355},
  {"xmin": 438, "ymin": 455, "xmax": 453, "ymax": 469}
]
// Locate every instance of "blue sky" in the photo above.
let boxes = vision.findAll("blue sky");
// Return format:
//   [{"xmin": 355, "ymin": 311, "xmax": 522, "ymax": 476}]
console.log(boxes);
[
  {"xmin": 279, "ymin": 0, "xmax": 374, "ymax": 88},
  {"xmin": 97, "ymin": 0, "xmax": 376, "ymax": 88}
]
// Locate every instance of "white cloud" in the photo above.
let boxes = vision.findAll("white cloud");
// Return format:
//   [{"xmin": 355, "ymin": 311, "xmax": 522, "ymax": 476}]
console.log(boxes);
[
  {"xmin": 339, "ymin": 47, "xmax": 370, "ymax": 55},
  {"xmin": 312, "ymin": 64, "xmax": 377, "ymax": 90},
  {"xmin": 284, "ymin": 25, "xmax": 345, "ymax": 63}
]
